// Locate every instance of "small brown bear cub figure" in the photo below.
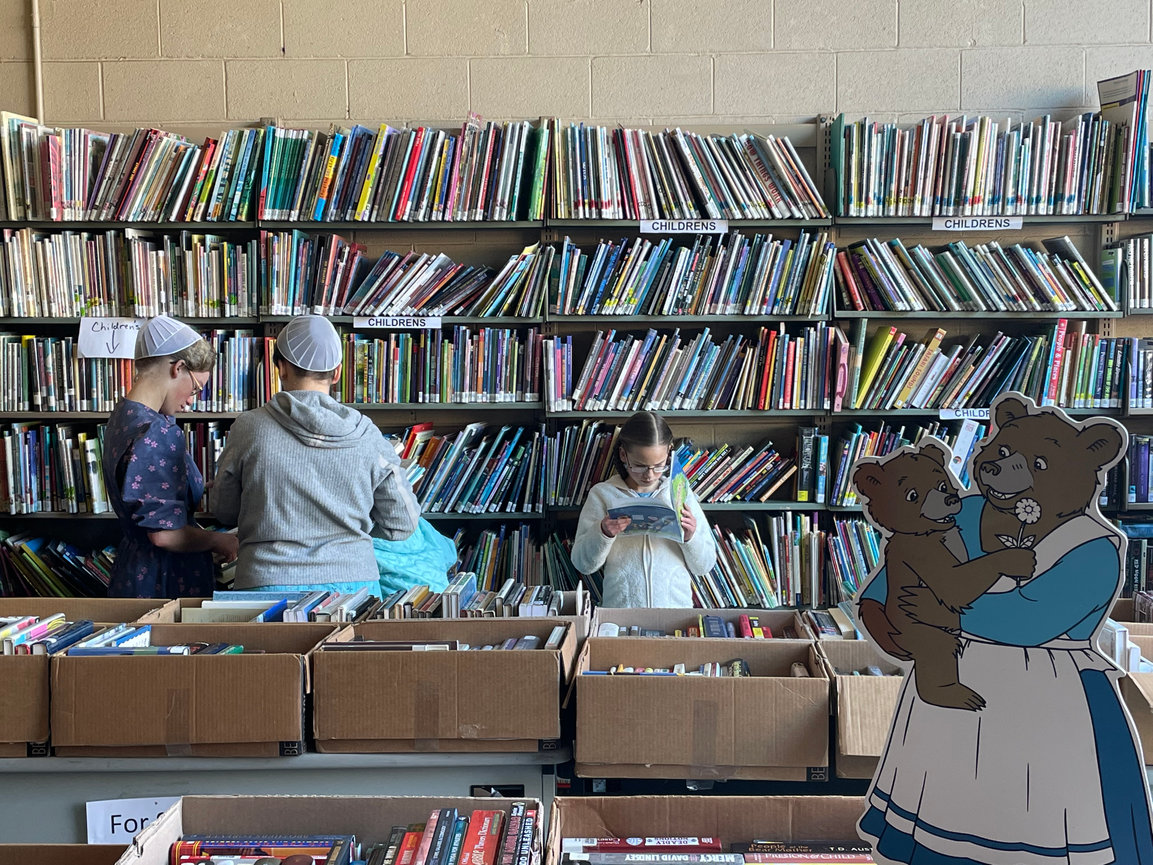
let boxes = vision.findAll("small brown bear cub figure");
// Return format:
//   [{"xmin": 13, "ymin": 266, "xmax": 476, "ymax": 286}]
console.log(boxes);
[{"xmin": 853, "ymin": 441, "xmax": 1036, "ymax": 710}]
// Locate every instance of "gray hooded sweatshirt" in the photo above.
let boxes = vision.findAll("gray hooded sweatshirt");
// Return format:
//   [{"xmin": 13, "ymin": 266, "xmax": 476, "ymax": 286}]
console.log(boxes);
[{"xmin": 212, "ymin": 390, "xmax": 421, "ymax": 587}]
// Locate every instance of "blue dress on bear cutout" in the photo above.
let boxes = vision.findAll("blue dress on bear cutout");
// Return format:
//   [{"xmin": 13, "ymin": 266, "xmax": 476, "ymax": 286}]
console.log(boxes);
[{"xmin": 858, "ymin": 494, "xmax": 1153, "ymax": 865}]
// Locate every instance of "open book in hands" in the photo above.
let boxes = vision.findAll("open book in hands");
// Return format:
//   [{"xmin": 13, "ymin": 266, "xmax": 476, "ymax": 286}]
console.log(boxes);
[{"xmin": 605, "ymin": 452, "xmax": 691, "ymax": 542}]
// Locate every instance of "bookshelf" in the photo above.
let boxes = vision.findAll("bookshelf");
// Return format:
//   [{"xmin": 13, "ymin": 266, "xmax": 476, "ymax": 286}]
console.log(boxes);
[{"xmin": 3, "ymin": 110, "xmax": 1152, "ymax": 609}]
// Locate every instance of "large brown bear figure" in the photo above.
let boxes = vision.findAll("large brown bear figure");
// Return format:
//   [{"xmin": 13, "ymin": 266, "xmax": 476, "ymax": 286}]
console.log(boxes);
[{"xmin": 852, "ymin": 441, "xmax": 1034, "ymax": 710}]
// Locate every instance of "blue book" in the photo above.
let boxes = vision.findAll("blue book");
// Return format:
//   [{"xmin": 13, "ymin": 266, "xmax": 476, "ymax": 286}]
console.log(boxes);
[
  {"xmin": 250, "ymin": 598, "xmax": 288, "ymax": 623},
  {"xmin": 67, "ymin": 645, "xmax": 193, "ymax": 656}
]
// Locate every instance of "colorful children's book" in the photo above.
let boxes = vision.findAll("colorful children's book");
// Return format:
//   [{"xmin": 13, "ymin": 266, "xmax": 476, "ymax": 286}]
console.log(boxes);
[{"xmin": 605, "ymin": 452, "xmax": 689, "ymax": 542}]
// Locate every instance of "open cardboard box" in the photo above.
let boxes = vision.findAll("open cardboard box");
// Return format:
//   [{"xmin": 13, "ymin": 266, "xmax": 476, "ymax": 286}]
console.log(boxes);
[
  {"xmin": 50, "ymin": 623, "xmax": 336, "ymax": 757},
  {"xmin": 590, "ymin": 607, "xmax": 814, "ymax": 640},
  {"xmin": 573, "ymin": 638, "xmax": 829, "ymax": 781},
  {"xmin": 816, "ymin": 640, "xmax": 904, "ymax": 779},
  {"xmin": 0, "ymin": 846, "xmax": 124, "ymax": 865},
  {"xmin": 545, "ymin": 795, "xmax": 867, "ymax": 865},
  {"xmin": 1120, "ymin": 633, "xmax": 1153, "ymax": 764},
  {"xmin": 0, "ymin": 598, "xmax": 177, "ymax": 758},
  {"xmin": 312, "ymin": 618, "xmax": 578, "ymax": 753},
  {"xmin": 118, "ymin": 795, "xmax": 543, "ymax": 865},
  {"xmin": 1109, "ymin": 597, "xmax": 1153, "ymax": 636}
]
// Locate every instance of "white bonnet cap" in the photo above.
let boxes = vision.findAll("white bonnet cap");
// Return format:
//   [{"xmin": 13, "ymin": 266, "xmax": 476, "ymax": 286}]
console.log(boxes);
[
  {"xmin": 277, "ymin": 315, "xmax": 342, "ymax": 372},
  {"xmin": 135, "ymin": 315, "xmax": 201, "ymax": 360}
]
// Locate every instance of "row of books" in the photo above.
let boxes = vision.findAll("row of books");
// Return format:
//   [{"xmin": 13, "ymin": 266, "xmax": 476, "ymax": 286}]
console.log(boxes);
[
  {"xmin": 0, "ymin": 422, "xmax": 109, "ymax": 515},
  {"xmin": 1122, "ymin": 530, "xmax": 1153, "ymax": 597},
  {"xmin": 596, "ymin": 612, "xmax": 797, "ymax": 639},
  {"xmin": 362, "ymin": 805, "xmax": 538, "ymax": 865},
  {"xmin": 0, "ymin": 531, "xmax": 112, "ymax": 597},
  {"xmin": 0, "ymin": 223, "xmax": 1114, "ymax": 319},
  {"xmin": 1128, "ymin": 436, "xmax": 1153, "ymax": 505},
  {"xmin": 549, "ymin": 122, "xmax": 827, "ymax": 220},
  {"xmin": 336, "ymin": 328, "xmax": 542, "ymax": 405},
  {"xmin": 0, "ymin": 110, "xmax": 825, "ymax": 224},
  {"xmin": 0, "ymin": 331, "xmax": 277, "ymax": 413},
  {"xmin": 552, "ymin": 230, "xmax": 834, "ymax": 317},
  {"xmin": 546, "ymin": 323, "xmax": 840, "ymax": 413},
  {"xmin": 833, "ymin": 235, "xmax": 1116, "ymax": 314},
  {"xmin": 582, "ymin": 660, "xmax": 758, "ymax": 677},
  {"xmin": 833, "ymin": 111, "xmax": 1124, "ymax": 218},
  {"xmin": 847, "ymin": 319, "xmax": 1130, "ymax": 412},
  {"xmin": 258, "ymin": 117, "xmax": 550, "ymax": 223},
  {"xmin": 1115, "ymin": 232, "xmax": 1153, "ymax": 311}
]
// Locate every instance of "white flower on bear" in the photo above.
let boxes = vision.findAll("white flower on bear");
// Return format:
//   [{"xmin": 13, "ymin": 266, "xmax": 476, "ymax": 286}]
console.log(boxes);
[{"xmin": 997, "ymin": 497, "xmax": 1041, "ymax": 549}]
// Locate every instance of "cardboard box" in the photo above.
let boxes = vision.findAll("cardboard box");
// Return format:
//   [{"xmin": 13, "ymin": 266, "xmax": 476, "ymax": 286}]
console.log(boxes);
[
  {"xmin": 574, "ymin": 638, "xmax": 829, "ymax": 781},
  {"xmin": 0, "ymin": 598, "xmax": 177, "ymax": 757},
  {"xmin": 312, "ymin": 618, "xmax": 578, "ymax": 753},
  {"xmin": 590, "ymin": 607, "xmax": 813, "ymax": 640},
  {"xmin": 817, "ymin": 640, "xmax": 904, "ymax": 779},
  {"xmin": 545, "ymin": 795, "xmax": 867, "ymax": 865},
  {"xmin": 50, "ymin": 623, "xmax": 336, "ymax": 757},
  {"xmin": 119, "ymin": 795, "xmax": 543, "ymax": 865},
  {"xmin": 1121, "ymin": 633, "xmax": 1153, "ymax": 764},
  {"xmin": 1109, "ymin": 597, "xmax": 1153, "ymax": 636},
  {"xmin": 0, "ymin": 597, "xmax": 178, "ymax": 623},
  {"xmin": 0, "ymin": 846, "xmax": 125, "ymax": 865}
]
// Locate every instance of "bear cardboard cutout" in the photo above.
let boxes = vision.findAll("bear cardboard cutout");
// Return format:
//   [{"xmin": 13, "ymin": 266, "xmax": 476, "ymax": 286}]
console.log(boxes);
[{"xmin": 852, "ymin": 393, "xmax": 1153, "ymax": 865}]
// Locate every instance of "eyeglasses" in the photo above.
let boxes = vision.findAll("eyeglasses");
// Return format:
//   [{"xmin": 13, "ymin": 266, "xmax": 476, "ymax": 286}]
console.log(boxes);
[
  {"xmin": 623, "ymin": 456, "xmax": 672, "ymax": 476},
  {"xmin": 173, "ymin": 361, "xmax": 208, "ymax": 392}
]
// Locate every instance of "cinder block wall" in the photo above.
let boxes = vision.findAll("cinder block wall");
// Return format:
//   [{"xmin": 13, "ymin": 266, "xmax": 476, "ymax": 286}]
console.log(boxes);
[{"xmin": 1, "ymin": 0, "xmax": 1153, "ymax": 128}]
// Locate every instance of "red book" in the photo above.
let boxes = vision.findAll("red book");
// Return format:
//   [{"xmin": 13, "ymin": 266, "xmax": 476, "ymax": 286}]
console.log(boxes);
[
  {"xmin": 457, "ymin": 811, "xmax": 505, "ymax": 865},
  {"xmin": 393, "ymin": 126, "xmax": 428, "ymax": 221},
  {"xmin": 562, "ymin": 840, "xmax": 724, "ymax": 854},
  {"xmin": 397, "ymin": 830, "xmax": 426, "ymax": 865}
]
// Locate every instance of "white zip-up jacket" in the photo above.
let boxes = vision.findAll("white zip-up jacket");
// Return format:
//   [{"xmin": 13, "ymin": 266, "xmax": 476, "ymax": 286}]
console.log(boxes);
[{"xmin": 570, "ymin": 474, "xmax": 717, "ymax": 608}]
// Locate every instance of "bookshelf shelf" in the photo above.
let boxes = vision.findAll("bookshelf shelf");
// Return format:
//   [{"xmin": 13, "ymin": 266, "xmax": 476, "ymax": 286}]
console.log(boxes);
[
  {"xmin": 548, "ymin": 314, "xmax": 824, "ymax": 324},
  {"xmin": 1130, "ymin": 408, "xmax": 1153, "ymax": 416},
  {"xmin": 0, "ymin": 511, "xmax": 117, "ymax": 519},
  {"xmin": 0, "ymin": 221, "xmax": 257, "ymax": 231},
  {"xmin": 832, "ymin": 214, "xmax": 1119, "ymax": 227},
  {"xmin": 549, "ymin": 501, "xmax": 823, "ymax": 514},
  {"xmin": 0, "ymin": 316, "xmax": 263, "ymax": 326},
  {"xmin": 354, "ymin": 402, "xmax": 543, "ymax": 412},
  {"xmin": 1123, "ymin": 503, "xmax": 1153, "ymax": 511},
  {"xmin": 260, "ymin": 315, "xmax": 542, "ymax": 326},
  {"xmin": 827, "ymin": 504, "xmax": 864, "ymax": 512},
  {"xmin": 421, "ymin": 511, "xmax": 543, "ymax": 521},
  {"xmin": 833, "ymin": 310, "xmax": 1123, "ymax": 320},
  {"xmin": 834, "ymin": 407, "xmax": 1120, "ymax": 418},
  {"xmin": 257, "ymin": 220, "xmax": 545, "ymax": 232},
  {"xmin": 546, "ymin": 409, "xmax": 823, "ymax": 419},
  {"xmin": 0, "ymin": 411, "xmax": 241, "ymax": 420},
  {"xmin": 545, "ymin": 218, "xmax": 834, "ymax": 229}
]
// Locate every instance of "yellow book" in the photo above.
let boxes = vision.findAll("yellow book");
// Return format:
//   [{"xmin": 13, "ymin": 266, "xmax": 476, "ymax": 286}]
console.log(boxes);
[
  {"xmin": 354, "ymin": 124, "xmax": 393, "ymax": 221},
  {"xmin": 855, "ymin": 325, "xmax": 897, "ymax": 406},
  {"xmin": 894, "ymin": 327, "xmax": 947, "ymax": 408}
]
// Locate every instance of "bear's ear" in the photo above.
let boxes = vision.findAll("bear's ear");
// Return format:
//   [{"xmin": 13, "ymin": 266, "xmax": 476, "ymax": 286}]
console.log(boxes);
[
  {"xmin": 1077, "ymin": 421, "xmax": 1125, "ymax": 471},
  {"xmin": 853, "ymin": 462, "xmax": 886, "ymax": 498},
  {"xmin": 994, "ymin": 395, "xmax": 1031, "ymax": 429},
  {"xmin": 919, "ymin": 441, "xmax": 949, "ymax": 466}
]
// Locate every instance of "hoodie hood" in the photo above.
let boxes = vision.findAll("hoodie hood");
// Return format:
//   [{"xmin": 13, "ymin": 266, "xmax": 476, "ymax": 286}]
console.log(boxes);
[{"xmin": 263, "ymin": 390, "xmax": 376, "ymax": 449}]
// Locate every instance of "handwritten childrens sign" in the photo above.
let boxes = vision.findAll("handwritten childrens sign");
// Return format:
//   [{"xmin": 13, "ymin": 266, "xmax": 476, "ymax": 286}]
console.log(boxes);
[{"xmin": 77, "ymin": 317, "xmax": 143, "ymax": 359}]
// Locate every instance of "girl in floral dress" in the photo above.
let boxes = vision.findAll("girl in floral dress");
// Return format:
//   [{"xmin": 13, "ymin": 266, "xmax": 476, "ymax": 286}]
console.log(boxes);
[{"xmin": 102, "ymin": 316, "xmax": 238, "ymax": 598}]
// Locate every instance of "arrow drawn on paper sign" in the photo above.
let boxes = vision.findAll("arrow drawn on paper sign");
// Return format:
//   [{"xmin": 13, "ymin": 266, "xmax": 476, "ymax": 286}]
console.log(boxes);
[{"xmin": 106, "ymin": 330, "xmax": 120, "ymax": 354}]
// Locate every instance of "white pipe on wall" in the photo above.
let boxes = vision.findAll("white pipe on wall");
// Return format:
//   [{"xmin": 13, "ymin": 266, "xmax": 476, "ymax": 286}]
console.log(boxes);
[{"xmin": 31, "ymin": 0, "xmax": 43, "ymax": 119}]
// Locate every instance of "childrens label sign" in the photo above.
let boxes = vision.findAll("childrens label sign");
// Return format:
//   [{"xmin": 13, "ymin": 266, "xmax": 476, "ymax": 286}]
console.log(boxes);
[
  {"xmin": 850, "ymin": 392, "xmax": 1153, "ymax": 864},
  {"xmin": 77, "ymin": 317, "xmax": 143, "ymax": 359}
]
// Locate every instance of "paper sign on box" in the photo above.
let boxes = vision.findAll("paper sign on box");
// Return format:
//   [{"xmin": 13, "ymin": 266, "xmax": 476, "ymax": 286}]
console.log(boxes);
[{"xmin": 86, "ymin": 796, "xmax": 179, "ymax": 843}]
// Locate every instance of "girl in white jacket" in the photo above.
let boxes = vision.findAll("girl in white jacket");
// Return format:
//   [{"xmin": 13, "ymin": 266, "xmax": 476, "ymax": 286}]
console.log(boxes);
[{"xmin": 570, "ymin": 412, "xmax": 716, "ymax": 607}]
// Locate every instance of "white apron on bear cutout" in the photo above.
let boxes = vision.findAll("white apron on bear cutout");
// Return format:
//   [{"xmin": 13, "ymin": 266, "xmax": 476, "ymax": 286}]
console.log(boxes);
[{"xmin": 865, "ymin": 514, "xmax": 1123, "ymax": 865}]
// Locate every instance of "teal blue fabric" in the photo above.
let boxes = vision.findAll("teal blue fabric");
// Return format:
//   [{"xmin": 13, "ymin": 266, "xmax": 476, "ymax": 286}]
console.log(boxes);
[{"xmin": 374, "ymin": 518, "xmax": 456, "ymax": 595}]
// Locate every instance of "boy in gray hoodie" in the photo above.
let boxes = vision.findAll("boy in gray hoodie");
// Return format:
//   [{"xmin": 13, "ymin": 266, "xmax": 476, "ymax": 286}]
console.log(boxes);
[{"xmin": 212, "ymin": 316, "xmax": 420, "ymax": 593}]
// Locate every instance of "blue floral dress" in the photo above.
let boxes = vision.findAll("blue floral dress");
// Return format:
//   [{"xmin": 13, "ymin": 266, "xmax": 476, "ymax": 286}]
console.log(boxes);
[{"xmin": 102, "ymin": 399, "xmax": 214, "ymax": 598}]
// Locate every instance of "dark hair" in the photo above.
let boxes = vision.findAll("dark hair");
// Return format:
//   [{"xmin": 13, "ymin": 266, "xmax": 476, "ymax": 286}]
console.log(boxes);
[
  {"xmin": 614, "ymin": 411, "xmax": 674, "ymax": 480},
  {"xmin": 272, "ymin": 344, "xmax": 338, "ymax": 383}
]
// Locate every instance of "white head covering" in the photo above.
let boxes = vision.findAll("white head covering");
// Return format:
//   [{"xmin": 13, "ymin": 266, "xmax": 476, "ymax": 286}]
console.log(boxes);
[
  {"xmin": 134, "ymin": 315, "xmax": 200, "ymax": 360},
  {"xmin": 277, "ymin": 315, "xmax": 342, "ymax": 372}
]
